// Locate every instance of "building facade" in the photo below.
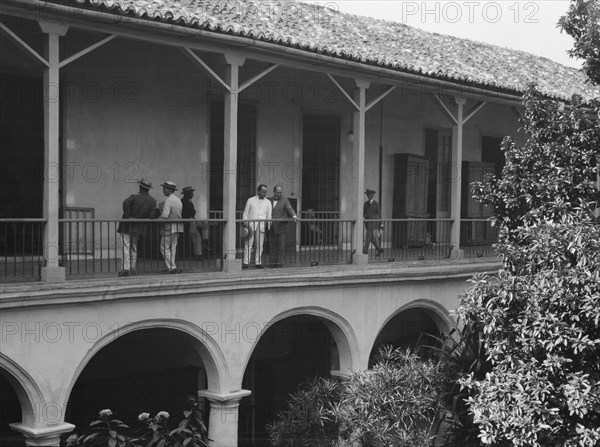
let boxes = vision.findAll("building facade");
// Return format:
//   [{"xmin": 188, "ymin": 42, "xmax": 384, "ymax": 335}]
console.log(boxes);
[{"xmin": 1, "ymin": 1, "xmax": 597, "ymax": 446}]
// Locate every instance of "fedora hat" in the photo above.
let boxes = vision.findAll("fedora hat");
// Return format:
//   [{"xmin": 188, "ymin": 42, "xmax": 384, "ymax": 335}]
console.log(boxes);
[
  {"xmin": 241, "ymin": 226, "xmax": 250, "ymax": 240},
  {"xmin": 160, "ymin": 181, "xmax": 178, "ymax": 191},
  {"xmin": 364, "ymin": 188, "xmax": 376, "ymax": 194},
  {"xmin": 181, "ymin": 186, "xmax": 195, "ymax": 194},
  {"xmin": 138, "ymin": 178, "xmax": 152, "ymax": 190}
]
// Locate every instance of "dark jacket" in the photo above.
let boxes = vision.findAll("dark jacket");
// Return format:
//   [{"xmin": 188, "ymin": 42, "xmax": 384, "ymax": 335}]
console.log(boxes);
[
  {"xmin": 182, "ymin": 197, "xmax": 196, "ymax": 219},
  {"xmin": 363, "ymin": 200, "xmax": 382, "ymax": 231},
  {"xmin": 269, "ymin": 196, "xmax": 296, "ymax": 233},
  {"xmin": 117, "ymin": 193, "xmax": 157, "ymax": 235}
]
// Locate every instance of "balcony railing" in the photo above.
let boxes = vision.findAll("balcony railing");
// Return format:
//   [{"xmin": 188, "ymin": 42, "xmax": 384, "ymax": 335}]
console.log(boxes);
[
  {"xmin": 0, "ymin": 219, "xmax": 46, "ymax": 282},
  {"xmin": 364, "ymin": 219, "xmax": 453, "ymax": 263},
  {"xmin": 236, "ymin": 218, "xmax": 355, "ymax": 267},
  {"xmin": 460, "ymin": 218, "xmax": 501, "ymax": 262},
  {"xmin": 0, "ymin": 217, "xmax": 501, "ymax": 283},
  {"xmin": 365, "ymin": 218, "xmax": 499, "ymax": 263},
  {"xmin": 59, "ymin": 219, "xmax": 225, "ymax": 278}
]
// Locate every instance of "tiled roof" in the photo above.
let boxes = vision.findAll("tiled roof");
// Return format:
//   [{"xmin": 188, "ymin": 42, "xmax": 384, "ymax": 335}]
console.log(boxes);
[{"xmin": 50, "ymin": 0, "xmax": 598, "ymax": 101}]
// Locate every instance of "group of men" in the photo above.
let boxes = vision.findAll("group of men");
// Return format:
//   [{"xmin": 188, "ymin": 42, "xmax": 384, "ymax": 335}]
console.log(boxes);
[
  {"xmin": 117, "ymin": 179, "xmax": 202, "ymax": 277},
  {"xmin": 241, "ymin": 184, "xmax": 298, "ymax": 269},
  {"xmin": 117, "ymin": 179, "xmax": 384, "ymax": 276}
]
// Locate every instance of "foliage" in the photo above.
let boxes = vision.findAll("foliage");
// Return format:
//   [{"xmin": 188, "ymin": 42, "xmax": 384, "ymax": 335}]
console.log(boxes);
[
  {"xmin": 268, "ymin": 347, "xmax": 450, "ymax": 447},
  {"xmin": 421, "ymin": 321, "xmax": 492, "ymax": 447},
  {"xmin": 64, "ymin": 397, "xmax": 209, "ymax": 447},
  {"xmin": 457, "ymin": 80, "xmax": 600, "ymax": 445},
  {"xmin": 559, "ymin": 0, "xmax": 600, "ymax": 85},
  {"xmin": 267, "ymin": 377, "xmax": 342, "ymax": 447},
  {"xmin": 335, "ymin": 347, "xmax": 448, "ymax": 447},
  {"xmin": 472, "ymin": 86, "xmax": 599, "ymax": 273}
]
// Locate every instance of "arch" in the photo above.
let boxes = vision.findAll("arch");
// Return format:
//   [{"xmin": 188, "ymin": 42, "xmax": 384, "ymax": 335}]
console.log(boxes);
[
  {"xmin": 368, "ymin": 299, "xmax": 456, "ymax": 364},
  {"xmin": 375, "ymin": 299, "xmax": 455, "ymax": 340},
  {"xmin": 240, "ymin": 306, "xmax": 360, "ymax": 384},
  {"xmin": 65, "ymin": 319, "xmax": 230, "ymax": 406},
  {"xmin": 0, "ymin": 353, "xmax": 45, "ymax": 426}
]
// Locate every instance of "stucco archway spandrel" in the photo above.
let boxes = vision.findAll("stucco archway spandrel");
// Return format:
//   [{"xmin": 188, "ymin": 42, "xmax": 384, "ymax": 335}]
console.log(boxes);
[
  {"xmin": 236, "ymin": 306, "xmax": 360, "ymax": 388},
  {"xmin": 64, "ymin": 319, "xmax": 230, "ymax": 405},
  {"xmin": 0, "ymin": 353, "xmax": 45, "ymax": 427},
  {"xmin": 368, "ymin": 299, "xmax": 456, "ymax": 353}
]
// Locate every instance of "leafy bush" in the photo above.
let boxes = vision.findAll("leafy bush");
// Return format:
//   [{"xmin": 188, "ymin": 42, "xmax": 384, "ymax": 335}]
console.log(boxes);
[
  {"xmin": 268, "ymin": 346, "xmax": 450, "ymax": 447},
  {"xmin": 63, "ymin": 396, "xmax": 209, "ymax": 447},
  {"xmin": 457, "ymin": 84, "xmax": 600, "ymax": 446},
  {"xmin": 267, "ymin": 377, "xmax": 342, "ymax": 447}
]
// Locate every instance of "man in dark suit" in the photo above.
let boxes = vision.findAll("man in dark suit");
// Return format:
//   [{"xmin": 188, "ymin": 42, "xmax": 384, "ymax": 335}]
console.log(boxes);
[
  {"xmin": 269, "ymin": 185, "xmax": 298, "ymax": 268},
  {"xmin": 363, "ymin": 188, "xmax": 384, "ymax": 256},
  {"xmin": 117, "ymin": 178, "xmax": 157, "ymax": 276}
]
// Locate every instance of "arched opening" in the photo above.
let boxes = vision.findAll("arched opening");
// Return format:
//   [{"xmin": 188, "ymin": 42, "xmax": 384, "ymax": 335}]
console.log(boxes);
[
  {"xmin": 0, "ymin": 371, "xmax": 25, "ymax": 446},
  {"xmin": 369, "ymin": 307, "xmax": 447, "ymax": 366},
  {"xmin": 239, "ymin": 315, "xmax": 341, "ymax": 446},
  {"xmin": 66, "ymin": 328, "xmax": 208, "ymax": 427}
]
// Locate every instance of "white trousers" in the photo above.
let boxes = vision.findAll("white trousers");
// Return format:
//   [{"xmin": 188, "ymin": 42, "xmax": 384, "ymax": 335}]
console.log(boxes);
[
  {"xmin": 160, "ymin": 232, "xmax": 179, "ymax": 270},
  {"xmin": 243, "ymin": 229, "xmax": 265, "ymax": 265}
]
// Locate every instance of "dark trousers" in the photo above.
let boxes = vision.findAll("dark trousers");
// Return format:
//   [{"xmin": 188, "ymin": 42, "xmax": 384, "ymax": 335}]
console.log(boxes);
[
  {"xmin": 363, "ymin": 229, "xmax": 382, "ymax": 254},
  {"xmin": 269, "ymin": 229, "xmax": 287, "ymax": 264}
]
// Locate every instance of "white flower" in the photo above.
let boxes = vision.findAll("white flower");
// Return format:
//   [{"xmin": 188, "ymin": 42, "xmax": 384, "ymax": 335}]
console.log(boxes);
[
  {"xmin": 156, "ymin": 411, "xmax": 170, "ymax": 420},
  {"xmin": 138, "ymin": 412, "xmax": 150, "ymax": 421},
  {"xmin": 99, "ymin": 409, "xmax": 113, "ymax": 417},
  {"xmin": 66, "ymin": 434, "xmax": 79, "ymax": 446}
]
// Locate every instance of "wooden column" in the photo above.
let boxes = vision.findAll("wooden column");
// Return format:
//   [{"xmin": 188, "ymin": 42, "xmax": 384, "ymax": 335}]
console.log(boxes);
[
  {"xmin": 450, "ymin": 96, "xmax": 466, "ymax": 258},
  {"xmin": 39, "ymin": 21, "xmax": 67, "ymax": 283},
  {"xmin": 222, "ymin": 54, "xmax": 245, "ymax": 272},
  {"xmin": 353, "ymin": 80, "xmax": 370, "ymax": 265}
]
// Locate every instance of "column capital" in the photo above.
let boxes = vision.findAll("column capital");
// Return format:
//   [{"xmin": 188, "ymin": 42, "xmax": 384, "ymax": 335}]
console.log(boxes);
[
  {"xmin": 354, "ymin": 78, "xmax": 371, "ymax": 89},
  {"xmin": 224, "ymin": 52, "xmax": 246, "ymax": 67},
  {"xmin": 198, "ymin": 389, "xmax": 251, "ymax": 404},
  {"xmin": 38, "ymin": 21, "xmax": 69, "ymax": 36},
  {"xmin": 454, "ymin": 95, "xmax": 467, "ymax": 106},
  {"xmin": 10, "ymin": 422, "xmax": 75, "ymax": 447},
  {"xmin": 330, "ymin": 369, "xmax": 351, "ymax": 381}
]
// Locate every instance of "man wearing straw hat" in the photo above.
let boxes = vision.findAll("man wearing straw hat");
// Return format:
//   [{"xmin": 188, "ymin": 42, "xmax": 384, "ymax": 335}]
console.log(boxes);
[
  {"xmin": 158, "ymin": 181, "xmax": 184, "ymax": 273},
  {"xmin": 117, "ymin": 178, "xmax": 156, "ymax": 277},
  {"xmin": 363, "ymin": 188, "xmax": 384, "ymax": 257},
  {"xmin": 181, "ymin": 186, "xmax": 205, "ymax": 259}
]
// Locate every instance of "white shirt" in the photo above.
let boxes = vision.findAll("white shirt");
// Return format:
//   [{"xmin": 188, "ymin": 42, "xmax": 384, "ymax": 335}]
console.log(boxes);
[
  {"xmin": 243, "ymin": 195, "xmax": 272, "ymax": 231},
  {"xmin": 159, "ymin": 193, "xmax": 184, "ymax": 234}
]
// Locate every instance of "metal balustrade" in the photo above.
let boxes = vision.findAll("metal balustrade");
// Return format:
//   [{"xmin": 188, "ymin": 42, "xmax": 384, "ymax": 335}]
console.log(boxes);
[
  {"xmin": 363, "ymin": 219, "xmax": 454, "ymax": 263},
  {"xmin": 236, "ymin": 218, "xmax": 354, "ymax": 268},
  {"xmin": 59, "ymin": 219, "xmax": 225, "ymax": 278},
  {"xmin": 0, "ymin": 219, "xmax": 46, "ymax": 282},
  {"xmin": 460, "ymin": 218, "xmax": 501, "ymax": 262},
  {"xmin": 0, "ymin": 217, "xmax": 502, "ymax": 283}
]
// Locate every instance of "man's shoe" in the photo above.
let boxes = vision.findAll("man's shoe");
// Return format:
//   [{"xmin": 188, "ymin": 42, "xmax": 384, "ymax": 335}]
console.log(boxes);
[
  {"xmin": 118, "ymin": 270, "xmax": 129, "ymax": 277},
  {"xmin": 242, "ymin": 264, "xmax": 249, "ymax": 269},
  {"xmin": 255, "ymin": 264, "xmax": 264, "ymax": 269}
]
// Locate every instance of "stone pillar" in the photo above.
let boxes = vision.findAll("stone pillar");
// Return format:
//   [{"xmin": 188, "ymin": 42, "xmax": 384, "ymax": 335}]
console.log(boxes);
[
  {"xmin": 10, "ymin": 422, "xmax": 75, "ymax": 447},
  {"xmin": 198, "ymin": 389, "xmax": 251, "ymax": 447},
  {"xmin": 221, "ymin": 54, "xmax": 245, "ymax": 273},
  {"xmin": 450, "ymin": 96, "xmax": 466, "ymax": 259},
  {"xmin": 352, "ymin": 79, "xmax": 370, "ymax": 265},
  {"xmin": 39, "ymin": 21, "xmax": 68, "ymax": 283}
]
